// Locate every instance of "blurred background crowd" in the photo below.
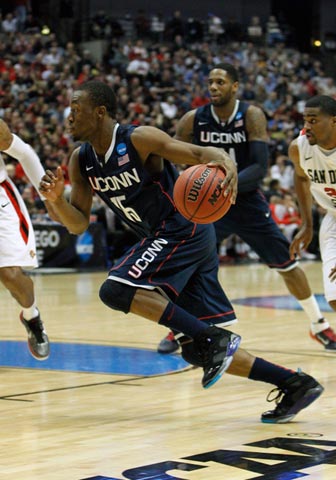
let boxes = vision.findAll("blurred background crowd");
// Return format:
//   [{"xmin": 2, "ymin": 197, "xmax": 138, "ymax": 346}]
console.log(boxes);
[{"xmin": 1, "ymin": 2, "xmax": 334, "ymax": 265}]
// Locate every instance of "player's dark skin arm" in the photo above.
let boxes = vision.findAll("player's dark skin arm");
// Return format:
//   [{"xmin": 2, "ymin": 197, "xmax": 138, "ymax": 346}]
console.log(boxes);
[
  {"xmin": 174, "ymin": 110, "xmax": 196, "ymax": 143},
  {"xmin": 288, "ymin": 139, "xmax": 314, "ymax": 259},
  {"xmin": 237, "ymin": 105, "xmax": 269, "ymax": 192},
  {"xmin": 40, "ymin": 127, "xmax": 238, "ymax": 234},
  {"xmin": 174, "ymin": 106, "xmax": 269, "ymax": 192}
]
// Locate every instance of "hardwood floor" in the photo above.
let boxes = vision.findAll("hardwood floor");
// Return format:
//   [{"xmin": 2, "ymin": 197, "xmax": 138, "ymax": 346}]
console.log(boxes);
[{"xmin": 0, "ymin": 260, "xmax": 335, "ymax": 479}]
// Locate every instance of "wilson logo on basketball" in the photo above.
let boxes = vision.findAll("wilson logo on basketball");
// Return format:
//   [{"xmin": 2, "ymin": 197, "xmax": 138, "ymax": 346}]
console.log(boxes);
[
  {"xmin": 187, "ymin": 167, "xmax": 211, "ymax": 202},
  {"xmin": 173, "ymin": 164, "xmax": 231, "ymax": 224}
]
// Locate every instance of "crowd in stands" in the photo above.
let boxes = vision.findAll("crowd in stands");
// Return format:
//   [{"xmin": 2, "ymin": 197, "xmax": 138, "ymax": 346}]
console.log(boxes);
[{"xmin": 0, "ymin": 6, "xmax": 334, "ymax": 265}]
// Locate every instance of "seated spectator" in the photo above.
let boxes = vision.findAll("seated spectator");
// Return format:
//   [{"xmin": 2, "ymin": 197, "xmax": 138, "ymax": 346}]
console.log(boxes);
[
  {"xmin": 160, "ymin": 95, "xmax": 178, "ymax": 121},
  {"xmin": 269, "ymin": 154, "xmax": 294, "ymax": 192},
  {"xmin": 269, "ymin": 193, "xmax": 301, "ymax": 242},
  {"xmin": 266, "ymin": 15, "xmax": 285, "ymax": 46},
  {"xmin": 225, "ymin": 17, "xmax": 244, "ymax": 42},
  {"xmin": 247, "ymin": 15, "xmax": 264, "ymax": 44},
  {"xmin": 208, "ymin": 13, "xmax": 225, "ymax": 43},
  {"xmin": 165, "ymin": 10, "xmax": 185, "ymax": 41},
  {"xmin": 263, "ymin": 178, "xmax": 285, "ymax": 203},
  {"xmin": 186, "ymin": 17, "xmax": 203, "ymax": 43},
  {"xmin": 134, "ymin": 9, "xmax": 150, "ymax": 39},
  {"xmin": 263, "ymin": 91, "xmax": 282, "ymax": 119},
  {"xmin": 2, "ymin": 12, "xmax": 19, "ymax": 34},
  {"xmin": 90, "ymin": 10, "xmax": 111, "ymax": 39},
  {"xmin": 126, "ymin": 54, "xmax": 150, "ymax": 80},
  {"xmin": 150, "ymin": 13, "xmax": 165, "ymax": 43}
]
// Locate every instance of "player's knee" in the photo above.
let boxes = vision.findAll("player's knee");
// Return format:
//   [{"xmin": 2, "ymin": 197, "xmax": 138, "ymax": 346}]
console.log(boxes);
[
  {"xmin": 99, "ymin": 279, "xmax": 136, "ymax": 314},
  {"xmin": 0, "ymin": 266, "xmax": 22, "ymax": 287}
]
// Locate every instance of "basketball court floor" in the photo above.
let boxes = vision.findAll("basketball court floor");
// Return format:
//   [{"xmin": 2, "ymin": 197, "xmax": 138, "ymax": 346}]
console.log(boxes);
[{"xmin": 0, "ymin": 260, "xmax": 335, "ymax": 479}]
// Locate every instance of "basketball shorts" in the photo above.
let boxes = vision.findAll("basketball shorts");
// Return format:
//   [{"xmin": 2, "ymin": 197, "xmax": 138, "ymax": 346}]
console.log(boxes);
[
  {"xmin": 107, "ymin": 215, "xmax": 237, "ymax": 326},
  {"xmin": 214, "ymin": 189, "xmax": 298, "ymax": 272},
  {"xmin": 319, "ymin": 212, "xmax": 336, "ymax": 302},
  {"xmin": 0, "ymin": 178, "xmax": 38, "ymax": 269}
]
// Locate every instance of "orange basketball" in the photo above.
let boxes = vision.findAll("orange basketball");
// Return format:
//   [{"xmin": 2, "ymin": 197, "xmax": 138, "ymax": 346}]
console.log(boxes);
[{"xmin": 173, "ymin": 165, "xmax": 232, "ymax": 224}]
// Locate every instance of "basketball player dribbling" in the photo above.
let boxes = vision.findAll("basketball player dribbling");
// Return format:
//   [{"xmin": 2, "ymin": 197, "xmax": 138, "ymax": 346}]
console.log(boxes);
[
  {"xmin": 0, "ymin": 119, "xmax": 49, "ymax": 360},
  {"xmin": 158, "ymin": 63, "xmax": 336, "ymax": 355},
  {"xmin": 40, "ymin": 80, "xmax": 323, "ymax": 422}
]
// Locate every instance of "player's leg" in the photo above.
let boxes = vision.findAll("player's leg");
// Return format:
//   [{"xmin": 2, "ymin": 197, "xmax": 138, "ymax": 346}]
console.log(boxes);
[
  {"xmin": 0, "ymin": 268, "xmax": 49, "ymax": 361},
  {"xmin": 231, "ymin": 190, "xmax": 336, "ymax": 350},
  {"xmin": 227, "ymin": 349, "xmax": 324, "ymax": 423},
  {"xmin": 319, "ymin": 213, "xmax": 336, "ymax": 345},
  {"xmin": 99, "ymin": 223, "xmax": 241, "ymax": 388},
  {"xmin": 157, "ymin": 227, "xmax": 237, "ymax": 354},
  {"xmin": 0, "ymin": 181, "xmax": 49, "ymax": 360}
]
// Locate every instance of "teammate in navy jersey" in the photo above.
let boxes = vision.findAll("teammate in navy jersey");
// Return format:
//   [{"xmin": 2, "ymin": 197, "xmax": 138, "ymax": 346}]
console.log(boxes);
[
  {"xmin": 158, "ymin": 63, "xmax": 336, "ymax": 354},
  {"xmin": 40, "ymin": 80, "xmax": 323, "ymax": 421}
]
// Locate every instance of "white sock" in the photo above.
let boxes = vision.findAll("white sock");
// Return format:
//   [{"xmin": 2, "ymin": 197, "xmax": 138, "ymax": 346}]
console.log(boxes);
[
  {"xmin": 22, "ymin": 304, "xmax": 39, "ymax": 321},
  {"xmin": 297, "ymin": 295, "xmax": 329, "ymax": 333}
]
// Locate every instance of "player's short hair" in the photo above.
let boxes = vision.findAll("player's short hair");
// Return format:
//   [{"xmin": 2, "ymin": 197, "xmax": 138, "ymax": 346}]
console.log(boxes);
[
  {"xmin": 77, "ymin": 80, "xmax": 117, "ymax": 117},
  {"xmin": 305, "ymin": 95, "xmax": 336, "ymax": 116},
  {"xmin": 210, "ymin": 63, "xmax": 239, "ymax": 83}
]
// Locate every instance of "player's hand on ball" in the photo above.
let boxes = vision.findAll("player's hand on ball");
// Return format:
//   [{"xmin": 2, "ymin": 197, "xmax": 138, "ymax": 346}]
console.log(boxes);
[{"xmin": 207, "ymin": 152, "xmax": 237, "ymax": 204}]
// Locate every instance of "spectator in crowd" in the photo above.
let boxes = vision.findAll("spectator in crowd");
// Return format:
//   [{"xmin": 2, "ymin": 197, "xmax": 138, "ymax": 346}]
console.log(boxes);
[
  {"xmin": 263, "ymin": 178, "xmax": 285, "ymax": 203},
  {"xmin": 134, "ymin": 9, "xmax": 150, "ymax": 39},
  {"xmin": 150, "ymin": 12, "xmax": 165, "ymax": 43},
  {"xmin": 208, "ymin": 13, "xmax": 225, "ymax": 43},
  {"xmin": 2, "ymin": 12, "xmax": 18, "ymax": 34},
  {"xmin": 266, "ymin": 15, "xmax": 285, "ymax": 46},
  {"xmin": 269, "ymin": 192, "xmax": 302, "ymax": 243},
  {"xmin": 14, "ymin": 0, "xmax": 32, "ymax": 32},
  {"xmin": 269, "ymin": 153, "xmax": 295, "ymax": 192},
  {"xmin": 246, "ymin": 15, "xmax": 264, "ymax": 44},
  {"xmin": 165, "ymin": 10, "xmax": 185, "ymax": 41}
]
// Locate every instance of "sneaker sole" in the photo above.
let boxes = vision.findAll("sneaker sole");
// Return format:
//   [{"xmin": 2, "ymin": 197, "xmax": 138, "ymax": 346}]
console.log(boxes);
[
  {"xmin": 20, "ymin": 314, "xmax": 50, "ymax": 361},
  {"xmin": 157, "ymin": 341, "xmax": 179, "ymax": 354},
  {"xmin": 27, "ymin": 341, "xmax": 50, "ymax": 361},
  {"xmin": 203, "ymin": 334, "xmax": 241, "ymax": 389},
  {"xmin": 261, "ymin": 384, "xmax": 324, "ymax": 424},
  {"xmin": 309, "ymin": 331, "xmax": 336, "ymax": 350}
]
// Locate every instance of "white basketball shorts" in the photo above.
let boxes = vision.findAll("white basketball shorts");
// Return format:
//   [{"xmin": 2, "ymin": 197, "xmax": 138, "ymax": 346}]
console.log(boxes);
[
  {"xmin": 319, "ymin": 211, "xmax": 336, "ymax": 302},
  {"xmin": 0, "ymin": 178, "xmax": 38, "ymax": 269}
]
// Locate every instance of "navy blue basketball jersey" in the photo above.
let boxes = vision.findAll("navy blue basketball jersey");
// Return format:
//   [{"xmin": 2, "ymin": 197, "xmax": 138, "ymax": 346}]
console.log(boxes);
[
  {"xmin": 193, "ymin": 100, "xmax": 250, "ymax": 173},
  {"xmin": 78, "ymin": 124, "xmax": 180, "ymax": 238}
]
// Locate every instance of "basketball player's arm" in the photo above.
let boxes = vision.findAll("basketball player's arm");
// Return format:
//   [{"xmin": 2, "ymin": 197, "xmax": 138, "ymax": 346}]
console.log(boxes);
[
  {"xmin": 131, "ymin": 126, "xmax": 237, "ymax": 202},
  {"xmin": 174, "ymin": 110, "xmax": 196, "ymax": 142},
  {"xmin": 0, "ymin": 119, "xmax": 46, "ymax": 195},
  {"xmin": 39, "ymin": 148, "xmax": 93, "ymax": 234},
  {"xmin": 239, "ymin": 105, "xmax": 269, "ymax": 192},
  {"xmin": 288, "ymin": 138, "xmax": 313, "ymax": 259}
]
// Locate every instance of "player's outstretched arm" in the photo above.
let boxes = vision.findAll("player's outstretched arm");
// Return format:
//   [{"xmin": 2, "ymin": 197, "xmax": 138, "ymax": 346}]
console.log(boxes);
[{"xmin": 0, "ymin": 119, "xmax": 45, "ymax": 193}]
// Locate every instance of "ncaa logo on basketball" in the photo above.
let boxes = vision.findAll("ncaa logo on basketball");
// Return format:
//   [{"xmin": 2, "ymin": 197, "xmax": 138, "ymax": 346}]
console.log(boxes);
[
  {"xmin": 187, "ymin": 167, "xmax": 211, "ymax": 202},
  {"xmin": 208, "ymin": 180, "xmax": 223, "ymax": 206}
]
